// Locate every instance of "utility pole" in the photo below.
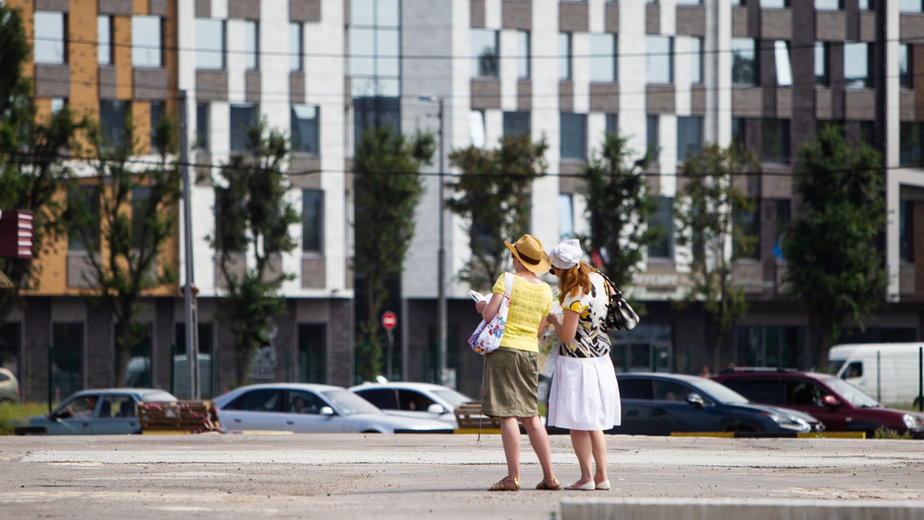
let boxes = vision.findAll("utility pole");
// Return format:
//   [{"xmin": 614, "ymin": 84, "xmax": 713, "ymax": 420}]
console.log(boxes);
[
  {"xmin": 179, "ymin": 90, "xmax": 200, "ymax": 399},
  {"xmin": 419, "ymin": 95, "xmax": 448, "ymax": 387}
]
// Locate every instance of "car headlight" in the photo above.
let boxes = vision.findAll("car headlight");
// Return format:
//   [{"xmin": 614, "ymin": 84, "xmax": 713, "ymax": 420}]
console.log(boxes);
[
  {"xmin": 763, "ymin": 412, "xmax": 811, "ymax": 433},
  {"xmin": 902, "ymin": 414, "xmax": 924, "ymax": 432}
]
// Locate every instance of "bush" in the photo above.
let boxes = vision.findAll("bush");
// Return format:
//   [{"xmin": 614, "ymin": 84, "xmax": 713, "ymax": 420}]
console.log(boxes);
[{"xmin": 0, "ymin": 402, "xmax": 48, "ymax": 435}]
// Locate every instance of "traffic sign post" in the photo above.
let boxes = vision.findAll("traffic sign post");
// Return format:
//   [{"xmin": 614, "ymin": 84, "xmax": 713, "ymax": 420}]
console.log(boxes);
[{"xmin": 382, "ymin": 311, "xmax": 397, "ymax": 380}]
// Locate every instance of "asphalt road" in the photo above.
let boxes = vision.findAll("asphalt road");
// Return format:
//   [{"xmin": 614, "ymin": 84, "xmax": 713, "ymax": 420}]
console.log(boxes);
[{"xmin": 1, "ymin": 433, "xmax": 923, "ymax": 519}]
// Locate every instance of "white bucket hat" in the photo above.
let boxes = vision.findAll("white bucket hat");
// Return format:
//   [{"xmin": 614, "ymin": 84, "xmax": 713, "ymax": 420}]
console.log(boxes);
[{"xmin": 549, "ymin": 239, "xmax": 582, "ymax": 270}]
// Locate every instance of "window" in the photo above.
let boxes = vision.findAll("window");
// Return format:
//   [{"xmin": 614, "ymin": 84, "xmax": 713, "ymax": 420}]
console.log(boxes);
[
  {"xmin": 900, "ymin": 201, "xmax": 914, "ymax": 262},
  {"xmin": 675, "ymin": 0, "xmax": 702, "ymax": 4},
  {"xmin": 606, "ymin": 113, "xmax": 618, "ymax": 135},
  {"xmin": 297, "ymin": 323, "xmax": 326, "ymax": 383},
  {"xmin": 690, "ymin": 37, "xmax": 702, "ymax": 84},
  {"xmin": 291, "ymin": 105, "xmax": 319, "ymax": 154},
  {"xmin": 559, "ymin": 32, "xmax": 572, "ymax": 80},
  {"xmin": 900, "ymin": 122, "xmax": 922, "ymax": 166},
  {"xmin": 34, "ymin": 11, "xmax": 66, "ymax": 64},
  {"xmin": 760, "ymin": 0, "xmax": 788, "ymax": 6},
  {"xmin": 195, "ymin": 18, "xmax": 225, "ymax": 69},
  {"xmin": 814, "ymin": 42, "xmax": 828, "ymax": 86},
  {"xmin": 761, "ymin": 119, "xmax": 790, "ymax": 163},
  {"xmin": 98, "ymin": 15, "xmax": 112, "ymax": 65},
  {"xmin": 732, "ymin": 117, "xmax": 746, "ymax": 148},
  {"xmin": 471, "ymin": 29, "xmax": 499, "ymax": 78},
  {"xmin": 349, "ymin": 0, "xmax": 400, "ymax": 98},
  {"xmin": 676, "ymin": 116, "xmax": 703, "ymax": 161},
  {"xmin": 900, "ymin": 44, "xmax": 911, "ymax": 89},
  {"xmin": 132, "ymin": 16, "xmax": 162, "ymax": 67},
  {"xmin": 51, "ymin": 97, "xmax": 66, "ymax": 114},
  {"xmin": 589, "ymin": 33, "xmax": 617, "ymax": 82},
  {"xmin": 648, "ymin": 197, "xmax": 673, "ymax": 259},
  {"xmin": 735, "ymin": 326, "xmax": 804, "ymax": 369},
  {"xmin": 814, "ymin": 0, "xmax": 841, "ymax": 9},
  {"xmin": 131, "ymin": 187, "xmax": 150, "ymax": 250},
  {"xmin": 858, "ymin": 0, "xmax": 871, "ymax": 8},
  {"xmin": 859, "ymin": 120, "xmax": 875, "ymax": 149},
  {"xmin": 517, "ymin": 30, "xmax": 530, "ymax": 79},
  {"xmin": 229, "ymin": 104, "xmax": 257, "ymax": 152},
  {"xmin": 734, "ymin": 201, "xmax": 760, "ymax": 259},
  {"xmin": 646, "ymin": 36, "xmax": 672, "ymax": 84},
  {"xmin": 900, "ymin": 0, "xmax": 922, "ymax": 11},
  {"xmin": 559, "ymin": 193, "xmax": 574, "ymax": 240},
  {"xmin": 245, "ymin": 20, "xmax": 259, "ymax": 70},
  {"xmin": 774, "ymin": 41, "xmax": 792, "ymax": 86},
  {"xmin": 68, "ymin": 186, "xmax": 99, "ymax": 252},
  {"xmin": 302, "ymin": 190, "xmax": 324, "ymax": 253},
  {"xmin": 844, "ymin": 42, "xmax": 870, "ymax": 88},
  {"xmin": 149, "ymin": 101, "xmax": 164, "ymax": 152},
  {"xmin": 100, "ymin": 100, "xmax": 129, "ymax": 147},
  {"xmin": 772, "ymin": 198, "xmax": 790, "ymax": 260},
  {"xmin": 647, "ymin": 114, "xmax": 659, "ymax": 160},
  {"xmin": 196, "ymin": 102, "xmax": 209, "ymax": 151},
  {"xmin": 731, "ymin": 38, "xmax": 757, "ymax": 85},
  {"xmin": 469, "ymin": 110, "xmax": 486, "ymax": 148},
  {"xmin": 290, "ymin": 22, "xmax": 303, "ymax": 71},
  {"xmin": 560, "ymin": 113, "xmax": 587, "ymax": 160},
  {"xmin": 503, "ymin": 111, "xmax": 530, "ymax": 138}
]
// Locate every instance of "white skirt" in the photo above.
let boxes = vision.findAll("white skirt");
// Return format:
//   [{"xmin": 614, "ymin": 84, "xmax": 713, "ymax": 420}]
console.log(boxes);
[{"xmin": 547, "ymin": 354, "xmax": 621, "ymax": 430}]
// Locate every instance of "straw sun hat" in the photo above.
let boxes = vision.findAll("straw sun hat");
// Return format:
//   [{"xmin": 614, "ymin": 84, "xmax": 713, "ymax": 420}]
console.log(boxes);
[{"xmin": 504, "ymin": 234, "xmax": 551, "ymax": 275}]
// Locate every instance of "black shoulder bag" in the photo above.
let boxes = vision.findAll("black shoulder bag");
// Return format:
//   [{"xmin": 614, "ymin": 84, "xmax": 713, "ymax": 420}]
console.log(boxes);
[{"xmin": 596, "ymin": 271, "xmax": 640, "ymax": 331}]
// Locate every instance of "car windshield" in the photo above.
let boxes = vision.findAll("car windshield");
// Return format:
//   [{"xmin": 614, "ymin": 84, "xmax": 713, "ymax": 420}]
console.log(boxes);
[
  {"xmin": 692, "ymin": 378, "xmax": 750, "ymax": 405},
  {"xmin": 827, "ymin": 359, "xmax": 846, "ymax": 375},
  {"xmin": 322, "ymin": 389, "xmax": 381, "ymax": 416},
  {"xmin": 823, "ymin": 377, "xmax": 880, "ymax": 407},
  {"xmin": 432, "ymin": 389, "xmax": 472, "ymax": 408}
]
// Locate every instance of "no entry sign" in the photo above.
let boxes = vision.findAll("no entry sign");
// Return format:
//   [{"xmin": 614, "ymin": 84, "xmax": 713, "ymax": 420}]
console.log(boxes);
[{"xmin": 381, "ymin": 311, "xmax": 397, "ymax": 330}]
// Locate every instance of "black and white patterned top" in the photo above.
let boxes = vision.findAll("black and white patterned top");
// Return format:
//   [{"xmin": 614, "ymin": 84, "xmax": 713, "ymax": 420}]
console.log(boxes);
[{"xmin": 558, "ymin": 272, "xmax": 611, "ymax": 359}]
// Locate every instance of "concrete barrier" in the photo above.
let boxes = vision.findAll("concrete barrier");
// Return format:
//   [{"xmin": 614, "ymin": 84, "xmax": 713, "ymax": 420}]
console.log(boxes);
[{"xmin": 560, "ymin": 498, "xmax": 924, "ymax": 520}]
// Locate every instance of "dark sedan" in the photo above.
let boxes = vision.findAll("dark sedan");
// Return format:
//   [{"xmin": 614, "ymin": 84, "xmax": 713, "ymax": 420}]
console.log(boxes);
[{"xmin": 611, "ymin": 373, "xmax": 824, "ymax": 436}]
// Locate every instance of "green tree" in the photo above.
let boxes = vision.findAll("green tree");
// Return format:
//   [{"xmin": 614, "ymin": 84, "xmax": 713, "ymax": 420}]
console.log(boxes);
[
  {"xmin": 783, "ymin": 126, "xmax": 887, "ymax": 368},
  {"xmin": 66, "ymin": 114, "xmax": 180, "ymax": 386},
  {"xmin": 352, "ymin": 125, "xmax": 434, "ymax": 382},
  {"xmin": 0, "ymin": 5, "xmax": 80, "ymax": 328},
  {"xmin": 674, "ymin": 143, "xmax": 758, "ymax": 370},
  {"xmin": 581, "ymin": 131, "xmax": 660, "ymax": 291},
  {"xmin": 446, "ymin": 133, "xmax": 548, "ymax": 289},
  {"xmin": 211, "ymin": 122, "xmax": 300, "ymax": 386}
]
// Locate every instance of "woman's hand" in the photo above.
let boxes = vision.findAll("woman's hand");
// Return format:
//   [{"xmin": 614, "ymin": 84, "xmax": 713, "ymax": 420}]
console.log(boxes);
[
  {"xmin": 546, "ymin": 312, "xmax": 562, "ymax": 328},
  {"xmin": 474, "ymin": 300, "xmax": 487, "ymax": 313}
]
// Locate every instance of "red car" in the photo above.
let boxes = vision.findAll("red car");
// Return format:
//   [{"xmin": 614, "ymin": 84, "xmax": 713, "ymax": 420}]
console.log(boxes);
[{"xmin": 712, "ymin": 369, "xmax": 924, "ymax": 437}]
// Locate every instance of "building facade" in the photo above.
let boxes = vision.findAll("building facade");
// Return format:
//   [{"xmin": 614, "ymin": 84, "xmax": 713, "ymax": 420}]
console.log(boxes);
[{"xmin": 2, "ymin": 0, "xmax": 923, "ymax": 402}]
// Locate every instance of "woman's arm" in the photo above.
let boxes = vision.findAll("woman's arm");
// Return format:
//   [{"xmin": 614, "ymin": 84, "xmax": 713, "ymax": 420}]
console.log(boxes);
[
  {"xmin": 558, "ymin": 308, "xmax": 580, "ymax": 345},
  {"xmin": 480, "ymin": 292, "xmax": 504, "ymax": 322}
]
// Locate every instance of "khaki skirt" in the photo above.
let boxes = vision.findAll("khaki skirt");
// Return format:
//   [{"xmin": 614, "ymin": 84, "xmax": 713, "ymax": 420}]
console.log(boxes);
[{"xmin": 482, "ymin": 347, "xmax": 540, "ymax": 418}]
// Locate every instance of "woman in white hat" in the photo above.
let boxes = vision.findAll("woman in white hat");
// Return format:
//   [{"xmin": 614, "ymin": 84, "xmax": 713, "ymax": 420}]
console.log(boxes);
[
  {"xmin": 475, "ymin": 233, "xmax": 561, "ymax": 492},
  {"xmin": 546, "ymin": 239, "xmax": 621, "ymax": 491}
]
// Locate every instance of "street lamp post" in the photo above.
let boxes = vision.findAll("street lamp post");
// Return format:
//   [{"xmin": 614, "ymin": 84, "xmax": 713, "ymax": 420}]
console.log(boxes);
[
  {"xmin": 420, "ymin": 95, "xmax": 447, "ymax": 387},
  {"xmin": 179, "ymin": 90, "xmax": 200, "ymax": 399}
]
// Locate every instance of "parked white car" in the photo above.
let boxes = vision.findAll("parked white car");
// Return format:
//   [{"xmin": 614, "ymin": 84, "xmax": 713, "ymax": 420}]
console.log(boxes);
[
  {"xmin": 213, "ymin": 383, "xmax": 455, "ymax": 434},
  {"xmin": 14, "ymin": 388, "xmax": 177, "ymax": 435},
  {"xmin": 348, "ymin": 381, "xmax": 473, "ymax": 428},
  {"xmin": 0, "ymin": 367, "xmax": 20, "ymax": 404}
]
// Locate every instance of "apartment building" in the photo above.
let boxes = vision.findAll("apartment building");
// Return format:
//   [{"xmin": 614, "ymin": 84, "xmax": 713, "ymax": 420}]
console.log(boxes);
[{"xmin": 2, "ymin": 0, "xmax": 923, "ymax": 402}]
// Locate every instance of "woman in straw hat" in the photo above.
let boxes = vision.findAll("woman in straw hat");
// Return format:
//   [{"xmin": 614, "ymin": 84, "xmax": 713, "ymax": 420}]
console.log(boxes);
[
  {"xmin": 474, "ymin": 233, "xmax": 561, "ymax": 492},
  {"xmin": 545, "ymin": 239, "xmax": 620, "ymax": 491}
]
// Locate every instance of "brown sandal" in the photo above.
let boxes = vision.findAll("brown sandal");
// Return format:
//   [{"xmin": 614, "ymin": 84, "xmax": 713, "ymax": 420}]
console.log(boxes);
[
  {"xmin": 536, "ymin": 477, "xmax": 562, "ymax": 491},
  {"xmin": 488, "ymin": 476, "xmax": 520, "ymax": 491}
]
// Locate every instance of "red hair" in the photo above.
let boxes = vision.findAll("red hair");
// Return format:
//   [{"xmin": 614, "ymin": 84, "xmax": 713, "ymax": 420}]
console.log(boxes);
[{"xmin": 557, "ymin": 261, "xmax": 593, "ymax": 305}]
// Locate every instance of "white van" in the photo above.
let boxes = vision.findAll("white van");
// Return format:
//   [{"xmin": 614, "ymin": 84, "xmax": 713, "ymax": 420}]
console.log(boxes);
[{"xmin": 828, "ymin": 343, "xmax": 924, "ymax": 407}]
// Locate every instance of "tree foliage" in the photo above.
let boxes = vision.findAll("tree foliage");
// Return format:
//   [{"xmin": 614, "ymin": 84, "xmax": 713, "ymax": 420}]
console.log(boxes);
[
  {"xmin": 0, "ymin": 5, "xmax": 80, "ymax": 328},
  {"xmin": 674, "ymin": 143, "xmax": 758, "ymax": 370},
  {"xmin": 446, "ymin": 133, "xmax": 548, "ymax": 289},
  {"xmin": 352, "ymin": 125, "xmax": 434, "ymax": 382},
  {"xmin": 783, "ymin": 126, "xmax": 887, "ymax": 368},
  {"xmin": 581, "ymin": 131, "xmax": 660, "ymax": 291},
  {"xmin": 210, "ymin": 122, "xmax": 300, "ymax": 386},
  {"xmin": 66, "ymin": 114, "xmax": 180, "ymax": 386}
]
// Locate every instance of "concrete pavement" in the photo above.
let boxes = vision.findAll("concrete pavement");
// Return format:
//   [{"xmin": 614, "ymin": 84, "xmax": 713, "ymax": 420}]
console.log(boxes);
[{"xmin": 1, "ymin": 433, "xmax": 922, "ymax": 519}]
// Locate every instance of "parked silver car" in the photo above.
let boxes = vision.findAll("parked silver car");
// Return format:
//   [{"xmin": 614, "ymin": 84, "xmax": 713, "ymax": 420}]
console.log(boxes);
[
  {"xmin": 213, "ymin": 383, "xmax": 455, "ymax": 434},
  {"xmin": 14, "ymin": 388, "xmax": 178, "ymax": 435},
  {"xmin": 349, "ymin": 381, "xmax": 473, "ymax": 428},
  {"xmin": 0, "ymin": 367, "xmax": 20, "ymax": 404}
]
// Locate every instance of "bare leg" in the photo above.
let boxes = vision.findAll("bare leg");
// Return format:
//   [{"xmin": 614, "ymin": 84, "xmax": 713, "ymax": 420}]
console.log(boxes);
[
  {"xmin": 589, "ymin": 430, "xmax": 608, "ymax": 484},
  {"xmin": 521, "ymin": 415, "xmax": 556, "ymax": 483},
  {"xmin": 499, "ymin": 417, "xmax": 521, "ymax": 481},
  {"xmin": 569, "ymin": 429, "xmax": 594, "ymax": 486}
]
